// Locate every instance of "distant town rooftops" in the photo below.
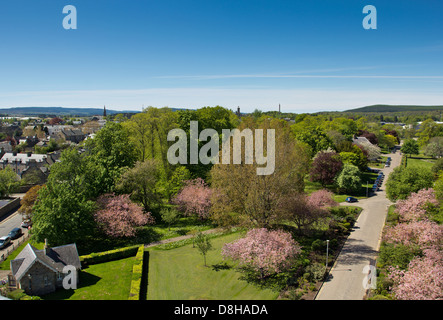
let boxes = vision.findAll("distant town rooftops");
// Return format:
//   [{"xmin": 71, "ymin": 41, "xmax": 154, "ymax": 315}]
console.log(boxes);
[{"xmin": 0, "ymin": 152, "xmax": 48, "ymax": 164}]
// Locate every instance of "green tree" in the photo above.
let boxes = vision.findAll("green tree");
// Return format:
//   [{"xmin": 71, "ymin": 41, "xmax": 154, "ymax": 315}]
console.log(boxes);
[
  {"xmin": 194, "ymin": 231, "xmax": 213, "ymax": 267},
  {"xmin": 379, "ymin": 134, "xmax": 398, "ymax": 151},
  {"xmin": 85, "ymin": 121, "xmax": 137, "ymax": 194},
  {"xmin": 32, "ymin": 184, "xmax": 96, "ymax": 246},
  {"xmin": 335, "ymin": 164, "xmax": 362, "ymax": 194},
  {"xmin": 322, "ymin": 117, "xmax": 358, "ymax": 139},
  {"xmin": 292, "ymin": 126, "xmax": 334, "ymax": 157},
  {"xmin": 417, "ymin": 119, "xmax": 443, "ymax": 147},
  {"xmin": 339, "ymin": 146, "xmax": 368, "ymax": 171},
  {"xmin": 211, "ymin": 118, "xmax": 311, "ymax": 228},
  {"xmin": 401, "ymin": 139, "xmax": 419, "ymax": 159},
  {"xmin": 160, "ymin": 165, "xmax": 191, "ymax": 200},
  {"xmin": 424, "ymin": 137, "xmax": 443, "ymax": 159},
  {"xmin": 386, "ymin": 166, "xmax": 434, "ymax": 201},
  {"xmin": 116, "ymin": 158, "xmax": 162, "ymax": 212},
  {"xmin": 160, "ymin": 207, "xmax": 180, "ymax": 231},
  {"xmin": 177, "ymin": 106, "xmax": 237, "ymax": 179},
  {"xmin": 0, "ymin": 167, "xmax": 20, "ymax": 198},
  {"xmin": 124, "ymin": 107, "xmax": 179, "ymax": 180},
  {"xmin": 30, "ymin": 148, "xmax": 98, "ymax": 245}
]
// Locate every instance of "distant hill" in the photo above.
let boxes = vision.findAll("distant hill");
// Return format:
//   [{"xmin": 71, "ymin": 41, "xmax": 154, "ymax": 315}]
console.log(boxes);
[
  {"xmin": 345, "ymin": 105, "xmax": 443, "ymax": 113},
  {"xmin": 0, "ymin": 106, "xmax": 141, "ymax": 117}
]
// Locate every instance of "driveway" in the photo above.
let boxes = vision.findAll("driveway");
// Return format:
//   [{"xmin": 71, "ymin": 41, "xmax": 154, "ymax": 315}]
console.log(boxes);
[{"xmin": 315, "ymin": 150, "xmax": 401, "ymax": 300}]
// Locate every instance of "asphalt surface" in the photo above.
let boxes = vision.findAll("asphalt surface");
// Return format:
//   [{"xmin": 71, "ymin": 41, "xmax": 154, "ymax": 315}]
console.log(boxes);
[
  {"xmin": 315, "ymin": 151, "xmax": 401, "ymax": 300},
  {"xmin": 0, "ymin": 194, "xmax": 28, "ymax": 257}
]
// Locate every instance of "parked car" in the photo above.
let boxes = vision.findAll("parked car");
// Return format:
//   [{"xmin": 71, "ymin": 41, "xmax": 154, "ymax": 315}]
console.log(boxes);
[
  {"xmin": 21, "ymin": 219, "xmax": 33, "ymax": 228},
  {"xmin": 0, "ymin": 236, "xmax": 11, "ymax": 249},
  {"xmin": 8, "ymin": 228, "xmax": 22, "ymax": 240},
  {"xmin": 345, "ymin": 197, "xmax": 358, "ymax": 203}
]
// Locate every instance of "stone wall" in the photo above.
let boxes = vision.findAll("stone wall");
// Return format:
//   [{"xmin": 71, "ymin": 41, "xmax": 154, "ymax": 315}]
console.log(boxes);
[
  {"xmin": 19, "ymin": 262, "xmax": 57, "ymax": 296},
  {"xmin": 0, "ymin": 197, "xmax": 21, "ymax": 219}
]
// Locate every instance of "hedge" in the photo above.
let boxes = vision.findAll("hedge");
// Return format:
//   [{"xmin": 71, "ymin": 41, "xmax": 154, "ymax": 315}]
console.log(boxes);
[
  {"xmin": 79, "ymin": 245, "xmax": 140, "ymax": 266},
  {"xmin": 128, "ymin": 245, "xmax": 145, "ymax": 300}
]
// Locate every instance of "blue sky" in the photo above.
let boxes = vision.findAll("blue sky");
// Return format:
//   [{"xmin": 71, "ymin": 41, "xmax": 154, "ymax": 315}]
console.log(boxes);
[{"xmin": 0, "ymin": 0, "xmax": 442, "ymax": 113}]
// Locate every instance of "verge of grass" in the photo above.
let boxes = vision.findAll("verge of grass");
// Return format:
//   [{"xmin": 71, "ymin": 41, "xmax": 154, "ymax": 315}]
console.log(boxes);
[
  {"xmin": 147, "ymin": 232, "xmax": 279, "ymax": 300},
  {"xmin": 0, "ymin": 239, "xmax": 44, "ymax": 270}
]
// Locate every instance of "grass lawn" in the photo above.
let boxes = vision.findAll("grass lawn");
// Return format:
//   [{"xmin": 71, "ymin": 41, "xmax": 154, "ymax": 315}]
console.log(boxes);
[
  {"xmin": 42, "ymin": 256, "xmax": 135, "ymax": 300},
  {"xmin": 368, "ymin": 156, "xmax": 388, "ymax": 169},
  {"xmin": 149, "ymin": 216, "xmax": 214, "ymax": 241},
  {"xmin": 147, "ymin": 232, "xmax": 279, "ymax": 300},
  {"xmin": 75, "ymin": 216, "xmax": 215, "ymax": 255},
  {"xmin": 305, "ymin": 171, "xmax": 379, "ymax": 203},
  {"xmin": 0, "ymin": 240, "xmax": 44, "ymax": 270},
  {"xmin": 405, "ymin": 154, "xmax": 436, "ymax": 170}
]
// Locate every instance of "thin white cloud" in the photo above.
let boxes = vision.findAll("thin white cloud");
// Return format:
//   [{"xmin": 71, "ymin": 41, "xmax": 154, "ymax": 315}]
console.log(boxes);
[{"xmin": 156, "ymin": 74, "xmax": 443, "ymax": 80}]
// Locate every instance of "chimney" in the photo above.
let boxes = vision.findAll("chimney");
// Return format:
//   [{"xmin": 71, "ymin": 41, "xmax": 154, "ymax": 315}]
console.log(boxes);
[{"xmin": 44, "ymin": 239, "xmax": 50, "ymax": 255}]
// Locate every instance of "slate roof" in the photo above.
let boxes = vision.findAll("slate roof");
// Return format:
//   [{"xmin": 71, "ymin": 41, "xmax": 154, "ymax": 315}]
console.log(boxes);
[
  {"xmin": 10, "ymin": 243, "xmax": 81, "ymax": 281},
  {"xmin": 61, "ymin": 128, "xmax": 85, "ymax": 137}
]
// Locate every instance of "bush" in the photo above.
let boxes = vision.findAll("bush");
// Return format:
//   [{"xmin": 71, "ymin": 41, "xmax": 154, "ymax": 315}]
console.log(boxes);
[
  {"xmin": 311, "ymin": 239, "xmax": 326, "ymax": 252},
  {"xmin": 80, "ymin": 245, "xmax": 140, "ymax": 266},
  {"xmin": 304, "ymin": 262, "xmax": 326, "ymax": 282},
  {"xmin": 377, "ymin": 243, "xmax": 421, "ymax": 270},
  {"xmin": 128, "ymin": 245, "xmax": 145, "ymax": 300},
  {"xmin": 370, "ymin": 294, "xmax": 391, "ymax": 300},
  {"xmin": 5, "ymin": 289, "xmax": 41, "ymax": 300}
]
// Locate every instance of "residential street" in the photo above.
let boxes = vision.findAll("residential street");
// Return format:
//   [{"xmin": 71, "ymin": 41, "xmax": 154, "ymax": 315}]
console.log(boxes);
[
  {"xmin": 0, "ymin": 194, "xmax": 25, "ymax": 238},
  {"xmin": 315, "ymin": 150, "xmax": 401, "ymax": 300}
]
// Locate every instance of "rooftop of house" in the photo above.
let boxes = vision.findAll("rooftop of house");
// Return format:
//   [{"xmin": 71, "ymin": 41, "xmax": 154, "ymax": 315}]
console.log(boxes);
[
  {"xmin": 10, "ymin": 243, "xmax": 81, "ymax": 281},
  {"xmin": 61, "ymin": 128, "xmax": 85, "ymax": 137},
  {"xmin": 0, "ymin": 152, "xmax": 48, "ymax": 164},
  {"xmin": 352, "ymin": 136, "xmax": 372, "ymax": 145}
]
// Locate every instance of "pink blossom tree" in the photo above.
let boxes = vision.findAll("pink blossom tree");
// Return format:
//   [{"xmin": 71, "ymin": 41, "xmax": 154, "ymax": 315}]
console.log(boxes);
[
  {"xmin": 395, "ymin": 188, "xmax": 439, "ymax": 222},
  {"xmin": 222, "ymin": 228, "xmax": 301, "ymax": 278},
  {"xmin": 307, "ymin": 189, "xmax": 338, "ymax": 209},
  {"xmin": 383, "ymin": 219, "xmax": 443, "ymax": 250},
  {"xmin": 172, "ymin": 178, "xmax": 212, "ymax": 219},
  {"xmin": 388, "ymin": 248, "xmax": 443, "ymax": 300},
  {"xmin": 94, "ymin": 193, "xmax": 155, "ymax": 238}
]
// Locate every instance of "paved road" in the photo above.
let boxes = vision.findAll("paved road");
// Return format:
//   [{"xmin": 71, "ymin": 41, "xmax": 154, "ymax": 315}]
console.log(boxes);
[
  {"xmin": 316, "ymin": 150, "xmax": 401, "ymax": 300},
  {"xmin": 0, "ymin": 194, "xmax": 26, "ymax": 238},
  {"xmin": 0, "ymin": 194, "xmax": 28, "ymax": 261}
]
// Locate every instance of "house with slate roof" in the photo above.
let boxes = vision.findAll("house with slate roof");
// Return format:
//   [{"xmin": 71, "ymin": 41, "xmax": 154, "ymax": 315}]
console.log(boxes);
[{"xmin": 8, "ymin": 242, "xmax": 81, "ymax": 296}]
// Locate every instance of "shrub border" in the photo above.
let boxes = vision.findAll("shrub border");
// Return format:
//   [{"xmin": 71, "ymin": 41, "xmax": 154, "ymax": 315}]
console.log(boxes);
[
  {"xmin": 79, "ymin": 245, "xmax": 140, "ymax": 266},
  {"xmin": 128, "ymin": 245, "xmax": 144, "ymax": 300}
]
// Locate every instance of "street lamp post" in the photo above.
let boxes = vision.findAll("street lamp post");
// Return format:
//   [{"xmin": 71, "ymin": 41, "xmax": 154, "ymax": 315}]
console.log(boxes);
[
  {"xmin": 325, "ymin": 240, "xmax": 329, "ymax": 270},
  {"xmin": 366, "ymin": 181, "xmax": 369, "ymax": 198}
]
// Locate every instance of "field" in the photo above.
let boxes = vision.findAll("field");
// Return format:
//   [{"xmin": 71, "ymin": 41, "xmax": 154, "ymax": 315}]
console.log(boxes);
[
  {"xmin": 405, "ymin": 154, "xmax": 436, "ymax": 170},
  {"xmin": 146, "ymin": 232, "xmax": 279, "ymax": 300}
]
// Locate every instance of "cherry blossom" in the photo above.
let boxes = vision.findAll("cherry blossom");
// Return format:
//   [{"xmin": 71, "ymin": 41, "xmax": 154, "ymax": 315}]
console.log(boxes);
[{"xmin": 222, "ymin": 228, "xmax": 301, "ymax": 278}]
